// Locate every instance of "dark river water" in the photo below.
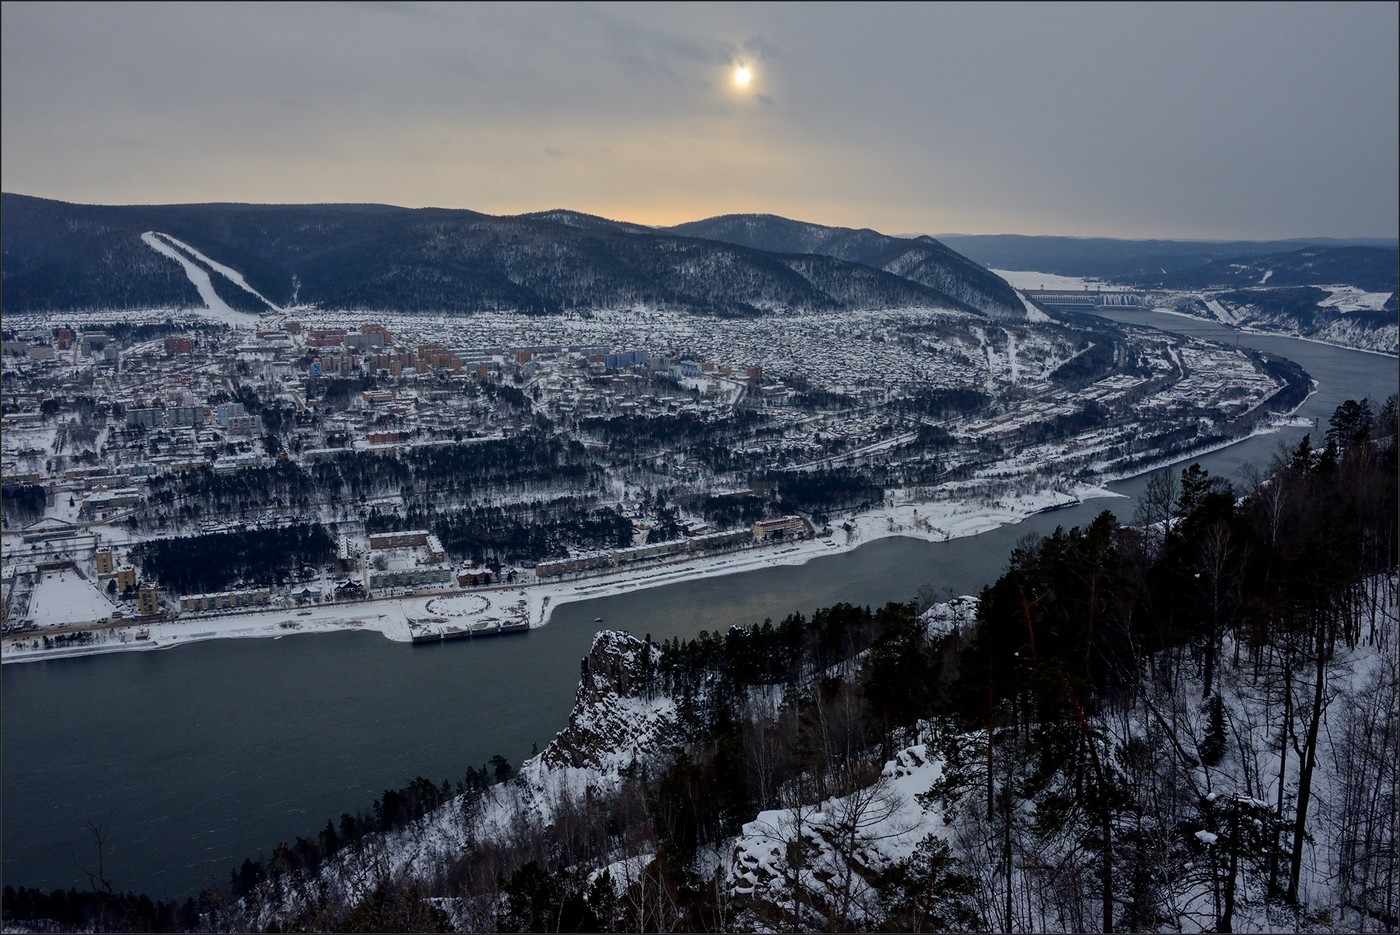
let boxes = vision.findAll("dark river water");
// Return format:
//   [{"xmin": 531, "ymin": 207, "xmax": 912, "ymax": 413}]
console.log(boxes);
[{"xmin": 3, "ymin": 310, "xmax": 1395, "ymax": 899}]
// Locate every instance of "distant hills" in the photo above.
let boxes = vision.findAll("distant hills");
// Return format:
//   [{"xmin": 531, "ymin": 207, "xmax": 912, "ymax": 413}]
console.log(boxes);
[
  {"xmin": 1119, "ymin": 244, "xmax": 1399, "ymax": 294},
  {"xmin": 935, "ymin": 232, "xmax": 1399, "ymax": 287},
  {"xmin": 0, "ymin": 195, "xmax": 1023, "ymax": 318}
]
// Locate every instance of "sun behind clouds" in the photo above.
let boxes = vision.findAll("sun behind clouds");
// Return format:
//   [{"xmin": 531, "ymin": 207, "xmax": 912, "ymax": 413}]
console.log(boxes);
[{"xmin": 732, "ymin": 63, "xmax": 753, "ymax": 89}]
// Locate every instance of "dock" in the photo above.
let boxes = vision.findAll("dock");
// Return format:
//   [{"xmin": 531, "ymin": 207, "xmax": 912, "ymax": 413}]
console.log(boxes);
[{"xmin": 409, "ymin": 615, "xmax": 529, "ymax": 644}]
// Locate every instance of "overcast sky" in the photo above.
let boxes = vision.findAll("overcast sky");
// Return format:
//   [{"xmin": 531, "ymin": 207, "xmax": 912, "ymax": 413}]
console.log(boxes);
[{"xmin": 3, "ymin": 1, "xmax": 1396, "ymax": 240}]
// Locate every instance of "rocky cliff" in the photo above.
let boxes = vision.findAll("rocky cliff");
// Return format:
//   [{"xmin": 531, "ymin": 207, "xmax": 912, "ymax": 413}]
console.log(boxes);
[{"xmin": 528, "ymin": 629, "xmax": 685, "ymax": 782}]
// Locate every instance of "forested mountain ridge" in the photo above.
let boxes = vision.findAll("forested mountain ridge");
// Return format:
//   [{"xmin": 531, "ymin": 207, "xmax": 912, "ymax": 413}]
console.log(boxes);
[
  {"xmin": 8, "ymin": 396, "xmax": 1393, "ymax": 933},
  {"xmin": 666, "ymin": 213, "xmax": 1025, "ymax": 317},
  {"xmin": 0, "ymin": 194, "xmax": 1022, "ymax": 318}
]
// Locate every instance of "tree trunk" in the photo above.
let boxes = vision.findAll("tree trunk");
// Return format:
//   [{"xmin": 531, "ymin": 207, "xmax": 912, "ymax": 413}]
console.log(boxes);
[
  {"xmin": 1288, "ymin": 618, "xmax": 1329, "ymax": 903},
  {"xmin": 1003, "ymin": 781, "xmax": 1014, "ymax": 935},
  {"xmin": 1269, "ymin": 648, "xmax": 1291, "ymax": 901},
  {"xmin": 1221, "ymin": 808, "xmax": 1238, "ymax": 933}
]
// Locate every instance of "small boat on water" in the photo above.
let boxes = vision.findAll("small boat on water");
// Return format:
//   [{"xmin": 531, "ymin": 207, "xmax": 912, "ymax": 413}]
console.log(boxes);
[
  {"xmin": 594, "ymin": 617, "xmax": 604, "ymax": 624},
  {"xmin": 1036, "ymin": 498, "xmax": 1082, "ymax": 515}
]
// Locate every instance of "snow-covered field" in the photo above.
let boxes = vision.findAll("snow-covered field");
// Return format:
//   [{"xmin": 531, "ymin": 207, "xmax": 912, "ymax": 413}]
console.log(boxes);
[
  {"xmin": 1, "ymin": 484, "xmax": 1119, "ymax": 665},
  {"xmin": 1317, "ymin": 285, "xmax": 1393, "ymax": 312},
  {"xmin": 25, "ymin": 567, "xmax": 116, "ymax": 626}
]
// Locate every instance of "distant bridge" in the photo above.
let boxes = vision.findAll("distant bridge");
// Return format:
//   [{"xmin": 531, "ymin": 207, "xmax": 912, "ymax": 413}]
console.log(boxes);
[{"xmin": 1023, "ymin": 289, "xmax": 1147, "ymax": 312}]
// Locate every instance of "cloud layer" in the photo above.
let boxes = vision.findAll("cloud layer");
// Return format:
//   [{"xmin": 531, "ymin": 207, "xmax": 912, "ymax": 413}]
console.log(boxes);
[{"xmin": 3, "ymin": 1, "xmax": 1396, "ymax": 239}]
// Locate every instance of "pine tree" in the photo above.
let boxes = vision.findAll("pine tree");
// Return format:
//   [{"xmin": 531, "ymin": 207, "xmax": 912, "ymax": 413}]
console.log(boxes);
[{"xmin": 1200, "ymin": 694, "xmax": 1227, "ymax": 767}]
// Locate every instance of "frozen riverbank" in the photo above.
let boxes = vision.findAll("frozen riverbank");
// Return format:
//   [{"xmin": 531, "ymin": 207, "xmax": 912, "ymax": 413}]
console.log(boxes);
[{"xmin": 1, "ymin": 484, "xmax": 1118, "ymax": 665}]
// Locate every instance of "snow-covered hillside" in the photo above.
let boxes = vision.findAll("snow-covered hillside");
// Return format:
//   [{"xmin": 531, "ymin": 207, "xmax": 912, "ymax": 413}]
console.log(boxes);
[
  {"xmin": 992, "ymin": 268, "xmax": 1398, "ymax": 356},
  {"xmin": 1167, "ymin": 288, "xmax": 1398, "ymax": 356}
]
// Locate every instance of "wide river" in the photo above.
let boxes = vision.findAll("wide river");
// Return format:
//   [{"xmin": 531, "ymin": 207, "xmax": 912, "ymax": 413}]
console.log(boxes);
[{"xmin": 3, "ymin": 311, "xmax": 1396, "ymax": 899}]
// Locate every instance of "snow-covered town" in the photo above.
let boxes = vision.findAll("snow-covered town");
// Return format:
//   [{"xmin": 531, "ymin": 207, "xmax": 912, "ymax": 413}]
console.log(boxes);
[{"xmin": 2, "ymin": 282, "xmax": 1302, "ymax": 663}]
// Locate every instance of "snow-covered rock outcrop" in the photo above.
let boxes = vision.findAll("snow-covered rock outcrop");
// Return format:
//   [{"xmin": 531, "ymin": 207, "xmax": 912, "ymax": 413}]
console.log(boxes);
[
  {"xmin": 729, "ymin": 743, "xmax": 953, "ymax": 931},
  {"xmin": 919, "ymin": 595, "xmax": 979, "ymax": 640},
  {"xmin": 516, "ymin": 630, "xmax": 685, "ymax": 801}
]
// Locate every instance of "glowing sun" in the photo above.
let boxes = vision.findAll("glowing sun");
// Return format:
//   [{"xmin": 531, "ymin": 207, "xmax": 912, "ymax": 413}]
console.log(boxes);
[{"xmin": 733, "ymin": 64, "xmax": 753, "ymax": 88}]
